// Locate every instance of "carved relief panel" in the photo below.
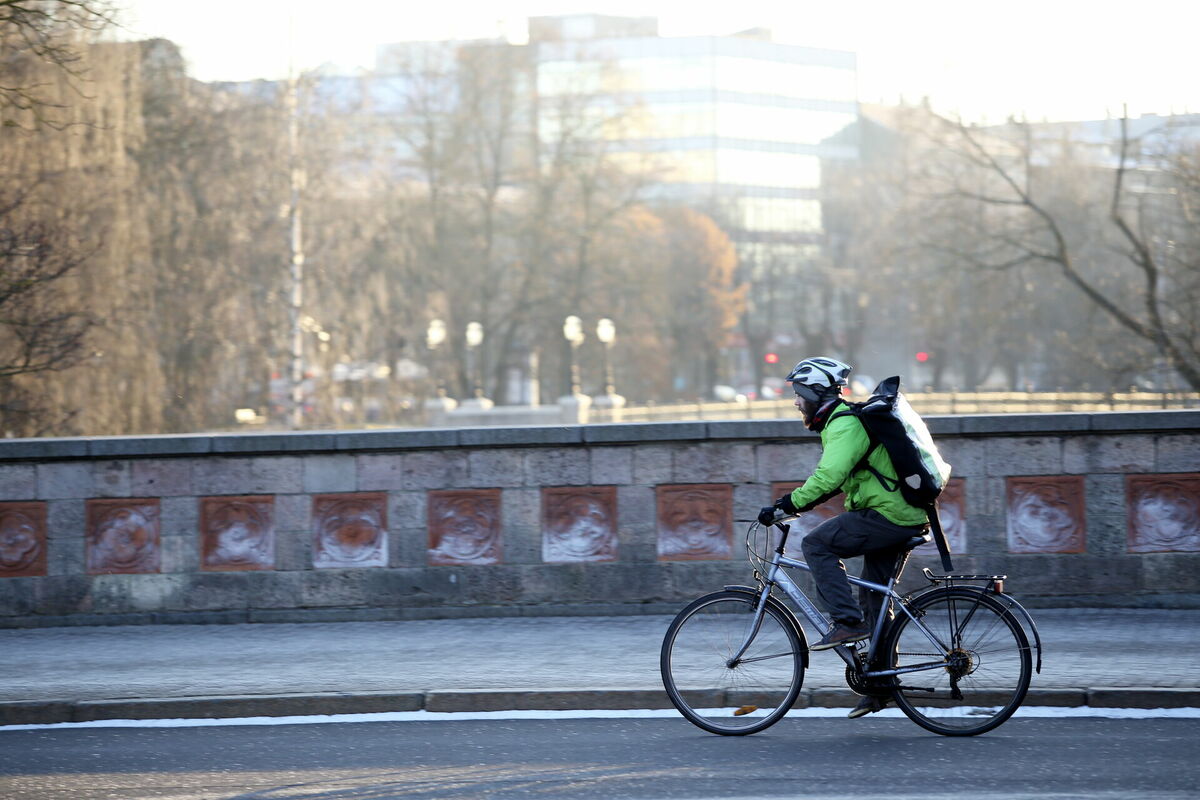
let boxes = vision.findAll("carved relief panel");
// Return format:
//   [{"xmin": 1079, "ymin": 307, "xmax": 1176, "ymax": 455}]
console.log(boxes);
[
  {"xmin": 428, "ymin": 489, "xmax": 501, "ymax": 566},
  {"xmin": 1006, "ymin": 476, "xmax": 1086, "ymax": 554},
  {"xmin": 0, "ymin": 501, "xmax": 47, "ymax": 578},
  {"xmin": 542, "ymin": 486, "xmax": 617, "ymax": 563},
  {"xmin": 86, "ymin": 498, "xmax": 161, "ymax": 574},
  {"xmin": 313, "ymin": 493, "xmax": 388, "ymax": 568},
  {"xmin": 656, "ymin": 484, "xmax": 733, "ymax": 561},
  {"xmin": 938, "ymin": 478, "xmax": 968, "ymax": 554},
  {"xmin": 1127, "ymin": 474, "xmax": 1200, "ymax": 553},
  {"xmin": 200, "ymin": 496, "xmax": 275, "ymax": 571}
]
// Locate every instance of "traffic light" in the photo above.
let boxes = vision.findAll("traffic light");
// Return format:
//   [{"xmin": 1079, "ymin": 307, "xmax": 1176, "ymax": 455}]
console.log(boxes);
[
  {"xmin": 764, "ymin": 352, "xmax": 779, "ymax": 364},
  {"xmin": 915, "ymin": 351, "xmax": 930, "ymax": 363}
]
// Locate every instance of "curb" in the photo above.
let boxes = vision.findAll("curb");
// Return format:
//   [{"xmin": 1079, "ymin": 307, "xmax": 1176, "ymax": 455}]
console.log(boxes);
[{"xmin": 4, "ymin": 687, "xmax": 1199, "ymax": 726}]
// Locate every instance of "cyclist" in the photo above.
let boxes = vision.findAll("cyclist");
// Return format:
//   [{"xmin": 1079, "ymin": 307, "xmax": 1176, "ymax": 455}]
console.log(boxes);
[{"xmin": 758, "ymin": 356, "xmax": 930, "ymax": 719}]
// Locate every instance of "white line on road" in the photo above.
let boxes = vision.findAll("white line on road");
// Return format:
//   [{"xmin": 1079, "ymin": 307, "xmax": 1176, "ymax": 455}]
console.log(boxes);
[{"xmin": 2, "ymin": 705, "xmax": 1199, "ymax": 732}]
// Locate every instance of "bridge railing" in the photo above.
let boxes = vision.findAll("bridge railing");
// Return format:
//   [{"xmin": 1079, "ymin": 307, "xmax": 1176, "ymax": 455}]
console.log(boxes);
[{"xmin": 588, "ymin": 390, "xmax": 1200, "ymax": 424}]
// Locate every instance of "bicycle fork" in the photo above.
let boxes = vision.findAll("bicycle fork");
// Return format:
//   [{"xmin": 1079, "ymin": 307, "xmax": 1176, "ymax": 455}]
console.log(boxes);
[{"xmin": 725, "ymin": 585, "xmax": 774, "ymax": 667}]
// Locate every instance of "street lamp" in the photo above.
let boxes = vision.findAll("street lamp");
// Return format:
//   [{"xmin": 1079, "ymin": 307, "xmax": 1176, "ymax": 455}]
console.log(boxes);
[
  {"xmin": 465, "ymin": 321, "xmax": 488, "ymax": 404},
  {"xmin": 593, "ymin": 317, "xmax": 625, "ymax": 413},
  {"xmin": 562, "ymin": 315, "xmax": 585, "ymax": 395},
  {"xmin": 423, "ymin": 318, "xmax": 457, "ymax": 416},
  {"xmin": 596, "ymin": 318, "xmax": 616, "ymax": 396},
  {"xmin": 426, "ymin": 318, "xmax": 447, "ymax": 397},
  {"xmin": 427, "ymin": 318, "xmax": 447, "ymax": 349}
]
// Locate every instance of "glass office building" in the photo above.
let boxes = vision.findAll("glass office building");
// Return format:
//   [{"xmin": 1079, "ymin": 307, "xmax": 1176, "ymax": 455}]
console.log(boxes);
[{"xmin": 529, "ymin": 15, "xmax": 858, "ymax": 277}]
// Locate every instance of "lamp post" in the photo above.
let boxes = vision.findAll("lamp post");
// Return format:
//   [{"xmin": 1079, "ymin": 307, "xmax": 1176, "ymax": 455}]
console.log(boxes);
[
  {"xmin": 423, "ymin": 318, "xmax": 456, "ymax": 417},
  {"xmin": 562, "ymin": 315, "xmax": 585, "ymax": 395},
  {"xmin": 593, "ymin": 317, "xmax": 625, "ymax": 413},
  {"xmin": 557, "ymin": 314, "xmax": 591, "ymax": 423},
  {"xmin": 596, "ymin": 318, "xmax": 616, "ymax": 395},
  {"xmin": 426, "ymin": 318, "xmax": 447, "ymax": 395},
  {"xmin": 466, "ymin": 321, "xmax": 483, "ymax": 395},
  {"xmin": 463, "ymin": 321, "xmax": 493, "ymax": 409}
]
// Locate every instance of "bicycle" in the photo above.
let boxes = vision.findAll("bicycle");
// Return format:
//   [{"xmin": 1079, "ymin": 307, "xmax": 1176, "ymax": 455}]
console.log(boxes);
[{"xmin": 660, "ymin": 514, "xmax": 1043, "ymax": 737}]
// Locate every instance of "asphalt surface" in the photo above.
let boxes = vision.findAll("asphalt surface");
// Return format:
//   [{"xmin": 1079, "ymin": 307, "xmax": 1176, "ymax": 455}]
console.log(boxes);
[
  {"xmin": 3, "ymin": 717, "xmax": 1198, "ymax": 800},
  {"xmin": 2, "ymin": 607, "xmax": 1198, "ymax": 725}
]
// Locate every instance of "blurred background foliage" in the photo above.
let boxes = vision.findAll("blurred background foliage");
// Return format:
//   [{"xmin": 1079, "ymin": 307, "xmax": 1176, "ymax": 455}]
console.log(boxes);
[{"xmin": 1, "ymin": 2, "xmax": 1196, "ymax": 436}]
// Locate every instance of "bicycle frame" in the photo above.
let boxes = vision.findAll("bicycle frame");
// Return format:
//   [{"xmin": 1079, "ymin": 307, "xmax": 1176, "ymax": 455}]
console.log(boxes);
[{"xmin": 731, "ymin": 521, "xmax": 954, "ymax": 682}]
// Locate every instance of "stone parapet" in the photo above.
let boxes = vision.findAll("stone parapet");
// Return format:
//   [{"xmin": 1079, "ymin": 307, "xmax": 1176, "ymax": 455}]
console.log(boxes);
[{"xmin": 0, "ymin": 410, "xmax": 1197, "ymax": 626}]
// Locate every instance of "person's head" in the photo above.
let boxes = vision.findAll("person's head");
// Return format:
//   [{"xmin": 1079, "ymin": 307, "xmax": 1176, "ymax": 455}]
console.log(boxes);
[{"xmin": 786, "ymin": 356, "xmax": 852, "ymax": 428}]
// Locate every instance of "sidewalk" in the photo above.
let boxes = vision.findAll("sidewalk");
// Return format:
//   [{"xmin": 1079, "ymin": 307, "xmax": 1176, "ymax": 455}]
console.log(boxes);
[{"xmin": 2, "ymin": 608, "xmax": 1198, "ymax": 725}]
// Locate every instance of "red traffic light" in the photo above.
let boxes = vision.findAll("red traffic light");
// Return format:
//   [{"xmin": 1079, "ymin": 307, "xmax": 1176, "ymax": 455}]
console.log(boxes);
[
  {"xmin": 764, "ymin": 352, "xmax": 779, "ymax": 364},
  {"xmin": 915, "ymin": 351, "xmax": 930, "ymax": 363}
]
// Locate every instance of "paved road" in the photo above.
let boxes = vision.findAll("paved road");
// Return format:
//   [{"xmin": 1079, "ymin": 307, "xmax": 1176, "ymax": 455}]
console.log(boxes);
[{"xmin": 1, "ymin": 715, "xmax": 1196, "ymax": 799}]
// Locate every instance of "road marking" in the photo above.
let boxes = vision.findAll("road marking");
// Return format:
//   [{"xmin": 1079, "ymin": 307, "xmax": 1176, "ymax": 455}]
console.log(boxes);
[{"xmin": 2, "ymin": 705, "xmax": 1199, "ymax": 731}]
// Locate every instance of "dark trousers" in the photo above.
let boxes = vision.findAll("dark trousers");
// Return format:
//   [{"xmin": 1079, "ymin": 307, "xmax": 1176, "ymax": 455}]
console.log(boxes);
[{"xmin": 800, "ymin": 509, "xmax": 925, "ymax": 627}]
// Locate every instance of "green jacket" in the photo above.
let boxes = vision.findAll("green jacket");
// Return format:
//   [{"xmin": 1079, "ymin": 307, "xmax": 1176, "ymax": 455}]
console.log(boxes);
[{"xmin": 788, "ymin": 400, "xmax": 929, "ymax": 527}]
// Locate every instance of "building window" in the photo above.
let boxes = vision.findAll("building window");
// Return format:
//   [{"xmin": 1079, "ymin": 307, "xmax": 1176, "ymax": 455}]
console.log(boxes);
[{"xmin": 717, "ymin": 150, "xmax": 820, "ymax": 188}]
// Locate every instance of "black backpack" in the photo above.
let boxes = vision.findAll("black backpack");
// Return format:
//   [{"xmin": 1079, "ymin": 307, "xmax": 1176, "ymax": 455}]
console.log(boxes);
[{"xmin": 830, "ymin": 376, "xmax": 955, "ymax": 570}]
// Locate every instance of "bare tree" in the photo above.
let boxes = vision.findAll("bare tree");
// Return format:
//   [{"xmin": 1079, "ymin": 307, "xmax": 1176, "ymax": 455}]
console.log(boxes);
[
  {"xmin": 0, "ymin": 0, "xmax": 117, "ymax": 125},
  {"xmin": 655, "ymin": 207, "xmax": 746, "ymax": 396},
  {"xmin": 925, "ymin": 113, "xmax": 1200, "ymax": 389},
  {"xmin": 0, "ymin": 186, "xmax": 93, "ymax": 433},
  {"xmin": 134, "ymin": 46, "xmax": 297, "ymax": 431},
  {"xmin": 0, "ymin": 1, "xmax": 116, "ymax": 434},
  {"xmin": 1107, "ymin": 118, "xmax": 1200, "ymax": 388}
]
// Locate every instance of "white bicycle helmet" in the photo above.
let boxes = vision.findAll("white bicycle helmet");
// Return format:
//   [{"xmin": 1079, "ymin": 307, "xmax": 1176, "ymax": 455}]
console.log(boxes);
[{"xmin": 786, "ymin": 356, "xmax": 852, "ymax": 403}]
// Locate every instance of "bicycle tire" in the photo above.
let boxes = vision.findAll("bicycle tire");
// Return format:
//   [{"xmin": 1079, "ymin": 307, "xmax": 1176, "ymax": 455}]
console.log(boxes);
[
  {"xmin": 660, "ymin": 589, "xmax": 806, "ymax": 736},
  {"xmin": 883, "ymin": 587, "xmax": 1032, "ymax": 736}
]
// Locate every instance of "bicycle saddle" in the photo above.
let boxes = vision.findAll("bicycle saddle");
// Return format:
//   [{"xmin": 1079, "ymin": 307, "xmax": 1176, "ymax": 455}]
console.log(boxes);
[{"xmin": 902, "ymin": 533, "xmax": 932, "ymax": 551}]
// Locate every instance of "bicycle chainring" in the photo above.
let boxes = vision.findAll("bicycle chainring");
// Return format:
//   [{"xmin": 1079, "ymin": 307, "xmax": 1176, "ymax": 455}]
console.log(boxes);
[
  {"xmin": 845, "ymin": 652, "xmax": 894, "ymax": 697},
  {"xmin": 845, "ymin": 664, "xmax": 873, "ymax": 696}
]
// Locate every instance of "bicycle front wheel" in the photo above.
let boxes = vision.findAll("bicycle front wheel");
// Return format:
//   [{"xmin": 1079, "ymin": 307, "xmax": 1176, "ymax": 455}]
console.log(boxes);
[
  {"xmin": 885, "ymin": 587, "xmax": 1032, "ymax": 736},
  {"xmin": 660, "ymin": 590, "xmax": 805, "ymax": 735}
]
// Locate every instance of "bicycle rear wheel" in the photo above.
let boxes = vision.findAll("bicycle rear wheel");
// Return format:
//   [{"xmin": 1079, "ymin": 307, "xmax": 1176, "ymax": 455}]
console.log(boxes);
[
  {"xmin": 660, "ymin": 589, "xmax": 805, "ymax": 735},
  {"xmin": 884, "ymin": 587, "xmax": 1032, "ymax": 736}
]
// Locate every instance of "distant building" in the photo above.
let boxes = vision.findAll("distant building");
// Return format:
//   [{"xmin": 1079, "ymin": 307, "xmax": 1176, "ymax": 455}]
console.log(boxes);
[
  {"xmin": 525, "ymin": 14, "xmax": 857, "ymax": 247},
  {"xmin": 378, "ymin": 15, "xmax": 861, "ymax": 393}
]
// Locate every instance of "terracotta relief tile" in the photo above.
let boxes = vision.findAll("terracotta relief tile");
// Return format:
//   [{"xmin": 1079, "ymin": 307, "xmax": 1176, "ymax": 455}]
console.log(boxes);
[
  {"xmin": 657, "ymin": 484, "xmax": 733, "ymax": 561},
  {"xmin": 542, "ymin": 486, "xmax": 618, "ymax": 563},
  {"xmin": 200, "ymin": 496, "xmax": 275, "ymax": 571},
  {"xmin": 0, "ymin": 501, "xmax": 48, "ymax": 578},
  {"xmin": 770, "ymin": 482, "xmax": 842, "ymax": 535},
  {"xmin": 428, "ymin": 489, "xmax": 501, "ymax": 566},
  {"xmin": 1006, "ymin": 476, "xmax": 1086, "ymax": 554},
  {"xmin": 938, "ymin": 478, "xmax": 968, "ymax": 554},
  {"xmin": 86, "ymin": 498, "xmax": 161, "ymax": 574},
  {"xmin": 1127, "ymin": 474, "xmax": 1200, "ymax": 553},
  {"xmin": 313, "ymin": 493, "xmax": 388, "ymax": 568}
]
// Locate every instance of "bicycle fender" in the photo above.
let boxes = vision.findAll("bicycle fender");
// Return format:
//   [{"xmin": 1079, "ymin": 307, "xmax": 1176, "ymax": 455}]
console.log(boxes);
[
  {"xmin": 722, "ymin": 585, "xmax": 810, "ymax": 669},
  {"xmin": 993, "ymin": 593, "xmax": 1044, "ymax": 674}
]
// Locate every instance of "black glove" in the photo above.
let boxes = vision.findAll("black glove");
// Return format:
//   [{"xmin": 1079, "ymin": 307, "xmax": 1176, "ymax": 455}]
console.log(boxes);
[
  {"xmin": 757, "ymin": 506, "xmax": 778, "ymax": 525},
  {"xmin": 774, "ymin": 493, "xmax": 799, "ymax": 515}
]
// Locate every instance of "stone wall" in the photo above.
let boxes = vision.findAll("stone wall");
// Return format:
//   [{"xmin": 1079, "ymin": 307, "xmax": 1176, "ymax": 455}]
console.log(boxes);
[{"xmin": 1, "ymin": 411, "xmax": 1198, "ymax": 627}]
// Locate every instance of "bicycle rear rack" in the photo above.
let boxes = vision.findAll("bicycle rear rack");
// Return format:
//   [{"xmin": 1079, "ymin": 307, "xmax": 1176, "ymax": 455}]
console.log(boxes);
[
  {"xmin": 921, "ymin": 567, "xmax": 1006, "ymax": 591},
  {"xmin": 918, "ymin": 568, "xmax": 1043, "ymax": 674}
]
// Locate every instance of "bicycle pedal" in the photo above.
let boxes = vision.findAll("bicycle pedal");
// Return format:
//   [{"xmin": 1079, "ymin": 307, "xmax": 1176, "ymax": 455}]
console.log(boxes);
[{"xmin": 733, "ymin": 705, "xmax": 758, "ymax": 716}]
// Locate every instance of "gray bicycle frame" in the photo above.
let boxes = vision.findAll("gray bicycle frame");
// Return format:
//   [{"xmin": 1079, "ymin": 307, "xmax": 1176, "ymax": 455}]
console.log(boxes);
[{"xmin": 732, "ymin": 521, "xmax": 952, "ymax": 680}]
